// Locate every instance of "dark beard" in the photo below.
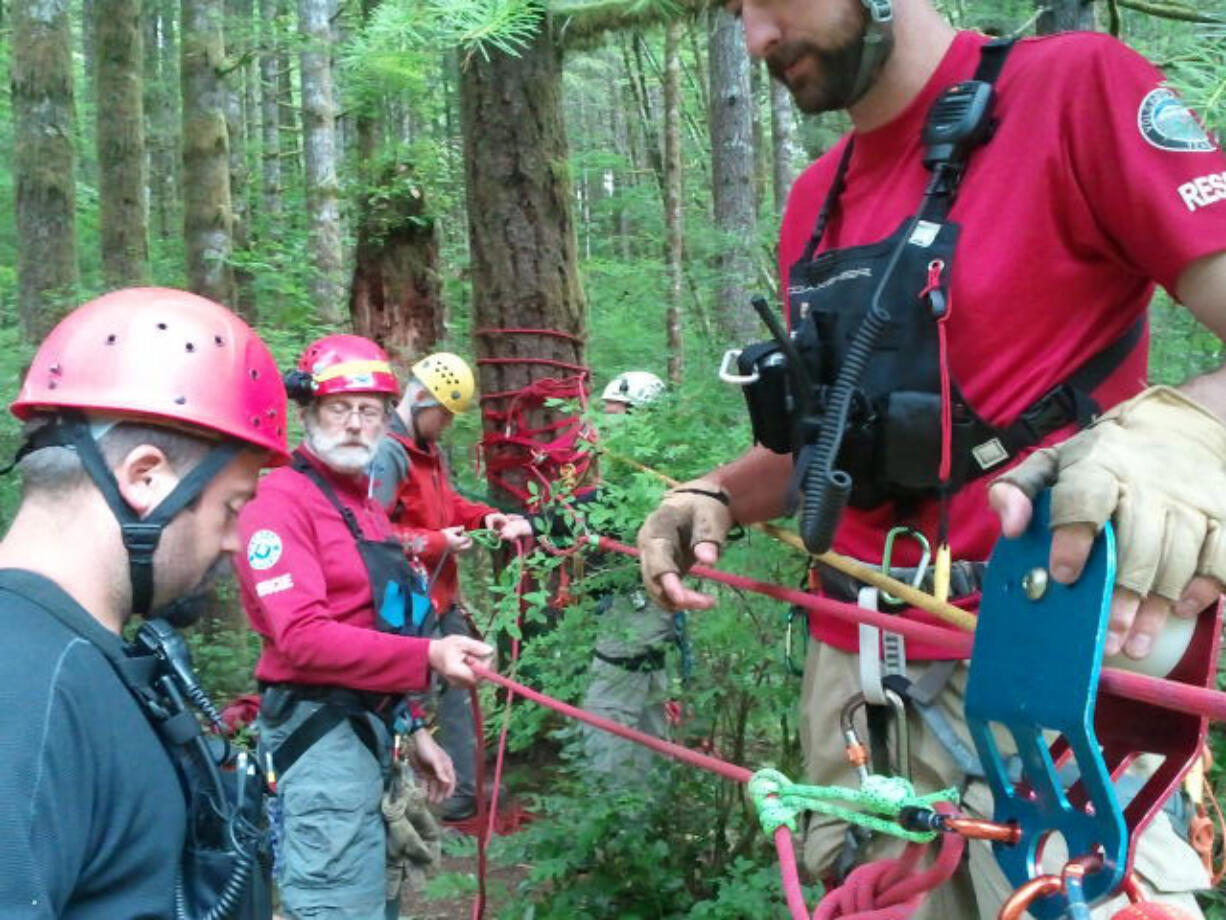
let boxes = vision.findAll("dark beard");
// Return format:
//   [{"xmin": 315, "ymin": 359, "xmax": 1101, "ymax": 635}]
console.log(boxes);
[
  {"xmin": 765, "ymin": 8, "xmax": 890, "ymax": 114},
  {"xmin": 148, "ymin": 557, "xmax": 230, "ymax": 628}
]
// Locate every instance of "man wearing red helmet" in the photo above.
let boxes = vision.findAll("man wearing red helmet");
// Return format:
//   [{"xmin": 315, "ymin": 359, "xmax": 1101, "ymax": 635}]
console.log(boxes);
[
  {"xmin": 0, "ymin": 288, "xmax": 289, "ymax": 918},
  {"xmin": 233, "ymin": 334, "xmax": 491, "ymax": 920}
]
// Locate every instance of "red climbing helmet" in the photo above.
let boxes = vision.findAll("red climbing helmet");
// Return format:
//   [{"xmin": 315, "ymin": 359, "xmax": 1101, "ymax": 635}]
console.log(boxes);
[
  {"xmin": 11, "ymin": 287, "xmax": 290, "ymax": 464},
  {"xmin": 291, "ymin": 334, "xmax": 399, "ymax": 401}
]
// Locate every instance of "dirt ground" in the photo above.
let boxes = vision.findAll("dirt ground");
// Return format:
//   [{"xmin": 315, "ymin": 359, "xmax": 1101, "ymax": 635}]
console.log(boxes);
[{"xmin": 396, "ymin": 841, "xmax": 533, "ymax": 919}]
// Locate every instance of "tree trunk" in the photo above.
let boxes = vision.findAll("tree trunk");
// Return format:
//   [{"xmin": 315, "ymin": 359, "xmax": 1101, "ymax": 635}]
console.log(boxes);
[
  {"xmin": 226, "ymin": 0, "xmax": 255, "ymax": 317},
  {"xmin": 349, "ymin": 164, "xmax": 443, "ymax": 358},
  {"xmin": 663, "ymin": 19, "xmax": 683, "ymax": 384},
  {"xmin": 275, "ymin": 0, "xmax": 299, "ymax": 190},
  {"xmin": 181, "ymin": 0, "xmax": 235, "ymax": 304},
  {"xmin": 460, "ymin": 24, "xmax": 586, "ymax": 508},
  {"xmin": 257, "ymin": 0, "xmax": 281, "ymax": 222},
  {"xmin": 144, "ymin": 0, "xmax": 180, "ymax": 241},
  {"xmin": 749, "ymin": 57, "xmax": 767, "ymax": 214},
  {"xmin": 96, "ymin": 0, "xmax": 150, "ymax": 287},
  {"xmin": 298, "ymin": 0, "xmax": 344, "ymax": 322},
  {"xmin": 1036, "ymin": 0, "xmax": 1094, "ymax": 32},
  {"xmin": 769, "ymin": 78, "xmax": 800, "ymax": 219},
  {"xmin": 13, "ymin": 0, "xmax": 78, "ymax": 340},
  {"xmin": 707, "ymin": 5, "xmax": 758, "ymax": 340}
]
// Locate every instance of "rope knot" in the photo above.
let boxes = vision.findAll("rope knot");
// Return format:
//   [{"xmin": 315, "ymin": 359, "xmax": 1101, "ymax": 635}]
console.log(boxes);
[{"xmin": 749, "ymin": 768, "xmax": 800, "ymax": 835}]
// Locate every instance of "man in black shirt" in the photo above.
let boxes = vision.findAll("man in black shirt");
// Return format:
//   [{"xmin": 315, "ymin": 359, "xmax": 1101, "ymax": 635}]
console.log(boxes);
[{"xmin": 0, "ymin": 288, "xmax": 291, "ymax": 918}]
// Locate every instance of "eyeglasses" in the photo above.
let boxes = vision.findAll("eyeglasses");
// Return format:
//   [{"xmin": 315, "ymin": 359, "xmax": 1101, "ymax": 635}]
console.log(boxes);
[{"xmin": 319, "ymin": 401, "xmax": 387, "ymax": 424}]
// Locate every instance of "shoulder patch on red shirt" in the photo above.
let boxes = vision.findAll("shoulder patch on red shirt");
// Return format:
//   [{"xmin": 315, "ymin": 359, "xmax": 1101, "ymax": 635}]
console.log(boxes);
[
  {"xmin": 247, "ymin": 529, "xmax": 283, "ymax": 570},
  {"xmin": 1138, "ymin": 87, "xmax": 1216, "ymax": 153}
]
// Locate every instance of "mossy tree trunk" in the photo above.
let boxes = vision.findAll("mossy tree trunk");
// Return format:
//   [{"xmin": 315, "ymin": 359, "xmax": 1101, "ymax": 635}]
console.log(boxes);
[
  {"xmin": 226, "ymin": 0, "xmax": 256, "ymax": 317},
  {"xmin": 96, "ymin": 0, "xmax": 150, "ymax": 287},
  {"xmin": 664, "ymin": 18, "xmax": 684, "ymax": 384},
  {"xmin": 13, "ymin": 0, "xmax": 79, "ymax": 340},
  {"xmin": 257, "ymin": 0, "xmax": 282, "ymax": 225},
  {"xmin": 298, "ymin": 0, "xmax": 343, "ymax": 322},
  {"xmin": 1037, "ymin": 0, "xmax": 1095, "ymax": 32},
  {"xmin": 144, "ymin": 0, "xmax": 181, "ymax": 242},
  {"xmin": 707, "ymin": 5, "xmax": 758, "ymax": 341},
  {"xmin": 349, "ymin": 165, "xmax": 443, "ymax": 359},
  {"xmin": 181, "ymin": 0, "xmax": 235, "ymax": 304}
]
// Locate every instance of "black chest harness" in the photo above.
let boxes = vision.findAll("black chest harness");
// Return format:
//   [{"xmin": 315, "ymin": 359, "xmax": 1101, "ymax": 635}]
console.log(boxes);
[
  {"xmin": 732, "ymin": 39, "xmax": 1142, "ymax": 554},
  {"xmin": 291, "ymin": 451, "xmax": 433, "ymax": 637}
]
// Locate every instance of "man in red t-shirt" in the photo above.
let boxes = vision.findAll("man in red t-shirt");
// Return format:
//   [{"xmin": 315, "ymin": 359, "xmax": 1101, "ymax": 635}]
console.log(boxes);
[
  {"xmin": 234, "ymin": 335, "xmax": 492, "ymax": 920},
  {"xmin": 637, "ymin": 1, "xmax": 1226, "ymax": 915}
]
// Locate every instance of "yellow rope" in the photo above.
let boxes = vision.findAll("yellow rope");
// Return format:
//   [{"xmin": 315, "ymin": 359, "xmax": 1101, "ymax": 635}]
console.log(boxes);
[{"xmin": 601, "ymin": 448, "xmax": 977, "ymax": 633}]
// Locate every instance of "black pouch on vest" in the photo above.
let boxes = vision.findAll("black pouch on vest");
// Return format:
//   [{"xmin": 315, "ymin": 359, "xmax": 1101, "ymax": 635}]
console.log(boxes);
[
  {"xmin": 737, "ymin": 340, "xmax": 795, "ymax": 454},
  {"xmin": 179, "ymin": 738, "xmax": 273, "ymax": 920}
]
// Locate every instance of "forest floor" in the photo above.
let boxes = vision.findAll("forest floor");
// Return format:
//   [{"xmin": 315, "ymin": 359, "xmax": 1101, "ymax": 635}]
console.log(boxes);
[{"xmin": 393, "ymin": 744, "xmax": 556, "ymax": 919}]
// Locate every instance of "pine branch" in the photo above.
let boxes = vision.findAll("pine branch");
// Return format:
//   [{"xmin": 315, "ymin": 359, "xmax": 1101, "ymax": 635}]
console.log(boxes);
[
  {"xmin": 1110, "ymin": 0, "xmax": 1222, "ymax": 23},
  {"xmin": 551, "ymin": 0, "xmax": 709, "ymax": 48}
]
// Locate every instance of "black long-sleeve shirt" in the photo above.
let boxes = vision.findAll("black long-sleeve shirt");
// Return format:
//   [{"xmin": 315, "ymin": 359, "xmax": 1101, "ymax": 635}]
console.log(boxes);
[{"xmin": 0, "ymin": 570, "xmax": 185, "ymax": 919}]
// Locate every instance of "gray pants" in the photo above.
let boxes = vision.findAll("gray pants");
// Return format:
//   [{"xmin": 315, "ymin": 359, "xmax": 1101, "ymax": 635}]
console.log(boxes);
[
  {"xmin": 435, "ymin": 606, "xmax": 477, "ymax": 797},
  {"xmin": 581, "ymin": 591, "xmax": 675, "ymax": 778},
  {"xmin": 259, "ymin": 700, "xmax": 390, "ymax": 920}
]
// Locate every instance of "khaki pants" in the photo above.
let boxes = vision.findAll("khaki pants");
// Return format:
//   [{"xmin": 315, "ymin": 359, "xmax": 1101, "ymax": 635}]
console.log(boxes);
[{"xmin": 799, "ymin": 641, "xmax": 1208, "ymax": 918}]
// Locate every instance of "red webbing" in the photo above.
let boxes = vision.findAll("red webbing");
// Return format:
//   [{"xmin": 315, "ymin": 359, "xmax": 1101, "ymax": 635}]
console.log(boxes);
[{"xmin": 593, "ymin": 537, "xmax": 1226, "ymax": 725}]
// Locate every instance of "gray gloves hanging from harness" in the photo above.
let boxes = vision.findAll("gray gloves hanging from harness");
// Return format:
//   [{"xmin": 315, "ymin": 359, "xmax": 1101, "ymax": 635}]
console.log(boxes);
[{"xmin": 382, "ymin": 761, "xmax": 442, "ymax": 902}]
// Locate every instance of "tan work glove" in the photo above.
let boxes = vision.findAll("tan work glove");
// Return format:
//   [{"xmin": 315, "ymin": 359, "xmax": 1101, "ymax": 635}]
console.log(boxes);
[
  {"xmin": 382, "ymin": 760, "xmax": 442, "ymax": 900},
  {"xmin": 994, "ymin": 386, "xmax": 1226, "ymax": 600},
  {"xmin": 636, "ymin": 478, "xmax": 733, "ymax": 608}
]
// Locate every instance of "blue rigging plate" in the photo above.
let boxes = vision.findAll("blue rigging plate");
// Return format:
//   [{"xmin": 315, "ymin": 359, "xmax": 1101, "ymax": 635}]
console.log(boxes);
[{"xmin": 965, "ymin": 492, "xmax": 1126, "ymax": 917}]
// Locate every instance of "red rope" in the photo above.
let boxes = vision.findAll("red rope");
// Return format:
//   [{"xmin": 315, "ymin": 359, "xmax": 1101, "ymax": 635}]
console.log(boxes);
[
  {"xmin": 473, "ymin": 324, "xmax": 593, "ymax": 509},
  {"xmin": 478, "ymin": 372, "xmax": 595, "ymax": 508},
  {"xmin": 470, "ymin": 541, "xmax": 531, "ymax": 920},
  {"xmin": 478, "ymin": 356, "xmax": 590, "ymax": 375},
  {"xmin": 592, "ymin": 536, "xmax": 1226, "ymax": 725},
  {"xmin": 594, "ymin": 536, "xmax": 975, "ymax": 656},
  {"xmin": 468, "ymin": 661, "xmax": 960, "ymax": 919},
  {"xmin": 812, "ymin": 806, "xmax": 966, "ymax": 920}
]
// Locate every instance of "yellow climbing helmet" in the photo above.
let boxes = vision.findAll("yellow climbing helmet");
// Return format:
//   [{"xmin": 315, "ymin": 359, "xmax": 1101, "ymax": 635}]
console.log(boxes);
[{"xmin": 412, "ymin": 352, "xmax": 476, "ymax": 414}]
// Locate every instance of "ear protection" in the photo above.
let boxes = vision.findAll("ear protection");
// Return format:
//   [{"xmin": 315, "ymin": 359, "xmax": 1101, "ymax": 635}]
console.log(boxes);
[{"xmin": 283, "ymin": 369, "xmax": 316, "ymax": 406}]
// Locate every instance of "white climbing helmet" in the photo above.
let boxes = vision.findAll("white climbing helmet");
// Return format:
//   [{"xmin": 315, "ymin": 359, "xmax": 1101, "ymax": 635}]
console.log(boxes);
[{"xmin": 600, "ymin": 371, "xmax": 665, "ymax": 408}]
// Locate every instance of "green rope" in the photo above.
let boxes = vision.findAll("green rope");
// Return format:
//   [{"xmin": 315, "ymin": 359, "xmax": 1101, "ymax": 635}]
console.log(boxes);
[{"xmin": 748, "ymin": 769, "xmax": 959, "ymax": 842}]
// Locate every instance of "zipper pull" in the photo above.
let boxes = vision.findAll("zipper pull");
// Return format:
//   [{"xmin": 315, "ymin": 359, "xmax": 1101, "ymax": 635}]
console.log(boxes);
[{"xmin": 919, "ymin": 259, "xmax": 948, "ymax": 320}]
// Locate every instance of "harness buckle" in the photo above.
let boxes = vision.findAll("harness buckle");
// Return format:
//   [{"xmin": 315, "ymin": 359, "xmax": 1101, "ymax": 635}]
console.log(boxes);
[
  {"xmin": 1016, "ymin": 386, "xmax": 1077, "ymax": 444},
  {"xmin": 122, "ymin": 521, "xmax": 163, "ymax": 559},
  {"xmin": 863, "ymin": 0, "xmax": 893, "ymax": 24}
]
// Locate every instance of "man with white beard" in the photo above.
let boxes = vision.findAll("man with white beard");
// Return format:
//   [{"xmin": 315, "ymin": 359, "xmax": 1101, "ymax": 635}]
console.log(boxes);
[{"xmin": 233, "ymin": 334, "xmax": 492, "ymax": 920}]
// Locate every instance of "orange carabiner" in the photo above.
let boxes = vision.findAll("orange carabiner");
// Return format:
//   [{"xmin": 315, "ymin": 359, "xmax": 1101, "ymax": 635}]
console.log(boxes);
[{"xmin": 998, "ymin": 874, "xmax": 1064, "ymax": 920}]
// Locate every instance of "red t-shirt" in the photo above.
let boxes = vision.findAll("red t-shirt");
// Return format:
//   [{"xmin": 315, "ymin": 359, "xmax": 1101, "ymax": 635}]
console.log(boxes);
[
  {"xmin": 234, "ymin": 447, "xmax": 432, "ymax": 692},
  {"xmin": 778, "ymin": 31, "xmax": 1226, "ymax": 655}
]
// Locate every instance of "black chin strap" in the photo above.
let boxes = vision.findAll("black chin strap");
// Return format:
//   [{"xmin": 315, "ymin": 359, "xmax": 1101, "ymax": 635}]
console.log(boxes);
[{"xmin": 19, "ymin": 412, "xmax": 240, "ymax": 615}]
